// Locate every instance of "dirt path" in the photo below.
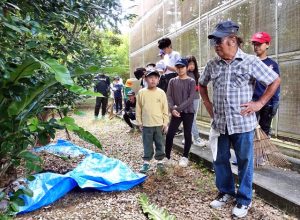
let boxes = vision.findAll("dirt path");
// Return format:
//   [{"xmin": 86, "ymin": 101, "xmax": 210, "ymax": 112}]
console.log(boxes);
[{"xmin": 17, "ymin": 109, "xmax": 295, "ymax": 220}]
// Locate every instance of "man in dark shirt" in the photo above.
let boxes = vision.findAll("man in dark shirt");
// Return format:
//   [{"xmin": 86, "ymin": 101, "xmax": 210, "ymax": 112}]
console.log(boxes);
[
  {"xmin": 251, "ymin": 32, "xmax": 280, "ymax": 136},
  {"xmin": 123, "ymin": 90, "xmax": 136, "ymax": 132},
  {"xmin": 94, "ymin": 73, "xmax": 110, "ymax": 119}
]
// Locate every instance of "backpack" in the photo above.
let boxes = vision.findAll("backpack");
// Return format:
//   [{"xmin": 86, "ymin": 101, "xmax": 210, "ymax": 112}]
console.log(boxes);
[
  {"xmin": 158, "ymin": 72, "xmax": 178, "ymax": 92},
  {"xmin": 134, "ymin": 68, "xmax": 146, "ymax": 80}
]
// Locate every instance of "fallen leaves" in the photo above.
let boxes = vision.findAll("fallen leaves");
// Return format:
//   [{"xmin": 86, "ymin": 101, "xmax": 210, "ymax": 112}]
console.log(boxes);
[
  {"xmin": 16, "ymin": 109, "xmax": 297, "ymax": 220},
  {"xmin": 36, "ymin": 151, "xmax": 85, "ymax": 174}
]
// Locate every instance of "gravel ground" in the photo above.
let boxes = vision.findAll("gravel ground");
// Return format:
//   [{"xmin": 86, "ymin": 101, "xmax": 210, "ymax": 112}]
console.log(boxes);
[{"xmin": 17, "ymin": 109, "xmax": 297, "ymax": 220}]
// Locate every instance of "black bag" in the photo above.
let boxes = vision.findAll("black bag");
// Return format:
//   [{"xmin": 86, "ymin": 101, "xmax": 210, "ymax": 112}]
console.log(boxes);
[
  {"xmin": 134, "ymin": 68, "xmax": 146, "ymax": 80},
  {"xmin": 158, "ymin": 72, "xmax": 178, "ymax": 92}
]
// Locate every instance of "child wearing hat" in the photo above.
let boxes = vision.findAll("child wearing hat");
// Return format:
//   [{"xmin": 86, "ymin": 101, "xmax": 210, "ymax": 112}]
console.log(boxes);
[
  {"xmin": 165, "ymin": 58, "xmax": 196, "ymax": 167},
  {"xmin": 136, "ymin": 70, "xmax": 169, "ymax": 174},
  {"xmin": 123, "ymin": 90, "xmax": 137, "ymax": 132},
  {"xmin": 251, "ymin": 32, "xmax": 280, "ymax": 137}
]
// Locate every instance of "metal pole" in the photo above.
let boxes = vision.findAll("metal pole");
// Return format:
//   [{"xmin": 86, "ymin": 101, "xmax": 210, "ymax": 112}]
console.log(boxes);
[{"xmin": 274, "ymin": 0, "xmax": 279, "ymax": 138}]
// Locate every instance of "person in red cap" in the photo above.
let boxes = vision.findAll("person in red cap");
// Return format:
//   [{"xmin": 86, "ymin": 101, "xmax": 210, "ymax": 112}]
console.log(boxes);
[{"xmin": 251, "ymin": 32, "xmax": 280, "ymax": 137}]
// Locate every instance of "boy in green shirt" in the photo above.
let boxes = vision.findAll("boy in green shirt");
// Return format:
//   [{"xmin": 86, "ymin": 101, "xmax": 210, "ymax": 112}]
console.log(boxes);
[{"xmin": 136, "ymin": 70, "xmax": 169, "ymax": 174}]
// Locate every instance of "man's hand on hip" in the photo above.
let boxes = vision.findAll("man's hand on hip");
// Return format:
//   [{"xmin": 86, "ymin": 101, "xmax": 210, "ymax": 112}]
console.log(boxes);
[{"xmin": 240, "ymin": 101, "xmax": 264, "ymax": 116}]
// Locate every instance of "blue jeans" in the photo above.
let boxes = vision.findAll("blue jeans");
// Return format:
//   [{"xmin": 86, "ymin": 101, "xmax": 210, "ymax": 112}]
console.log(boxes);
[{"xmin": 214, "ymin": 130, "xmax": 254, "ymax": 206}]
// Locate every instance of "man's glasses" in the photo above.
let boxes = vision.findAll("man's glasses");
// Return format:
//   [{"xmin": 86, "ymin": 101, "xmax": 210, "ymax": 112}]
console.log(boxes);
[{"xmin": 210, "ymin": 37, "xmax": 224, "ymax": 46}]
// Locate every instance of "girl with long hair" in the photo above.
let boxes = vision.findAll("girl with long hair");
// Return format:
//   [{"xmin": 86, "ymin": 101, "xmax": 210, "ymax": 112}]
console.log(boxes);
[{"xmin": 184, "ymin": 55, "xmax": 206, "ymax": 147}]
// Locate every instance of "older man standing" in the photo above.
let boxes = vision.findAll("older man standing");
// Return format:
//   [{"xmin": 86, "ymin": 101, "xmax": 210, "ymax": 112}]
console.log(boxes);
[{"xmin": 199, "ymin": 21, "xmax": 280, "ymax": 218}]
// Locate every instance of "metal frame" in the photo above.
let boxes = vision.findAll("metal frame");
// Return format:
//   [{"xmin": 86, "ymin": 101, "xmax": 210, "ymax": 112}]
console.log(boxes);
[{"xmin": 129, "ymin": 0, "xmax": 300, "ymax": 141}]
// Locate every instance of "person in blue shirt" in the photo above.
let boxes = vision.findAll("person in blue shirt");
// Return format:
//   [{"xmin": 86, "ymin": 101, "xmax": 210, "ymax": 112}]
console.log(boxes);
[
  {"xmin": 111, "ymin": 76, "xmax": 124, "ymax": 114},
  {"xmin": 251, "ymin": 32, "xmax": 280, "ymax": 136}
]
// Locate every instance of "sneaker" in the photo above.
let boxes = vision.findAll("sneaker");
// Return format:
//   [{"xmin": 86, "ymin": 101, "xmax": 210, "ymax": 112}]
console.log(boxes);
[
  {"xmin": 163, "ymin": 158, "xmax": 176, "ymax": 167},
  {"xmin": 210, "ymin": 193, "xmax": 235, "ymax": 209},
  {"xmin": 139, "ymin": 163, "xmax": 150, "ymax": 174},
  {"xmin": 193, "ymin": 138, "xmax": 206, "ymax": 147},
  {"xmin": 232, "ymin": 202, "xmax": 252, "ymax": 218},
  {"xmin": 127, "ymin": 128, "xmax": 135, "ymax": 133},
  {"xmin": 175, "ymin": 129, "xmax": 183, "ymax": 136},
  {"xmin": 179, "ymin": 157, "xmax": 189, "ymax": 167},
  {"xmin": 181, "ymin": 136, "xmax": 194, "ymax": 145},
  {"xmin": 94, "ymin": 116, "xmax": 99, "ymax": 120},
  {"xmin": 232, "ymin": 159, "xmax": 238, "ymax": 166},
  {"xmin": 156, "ymin": 162, "xmax": 166, "ymax": 174}
]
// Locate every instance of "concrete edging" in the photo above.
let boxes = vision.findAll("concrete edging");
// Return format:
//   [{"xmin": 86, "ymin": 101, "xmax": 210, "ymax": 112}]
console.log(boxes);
[{"xmin": 172, "ymin": 138, "xmax": 300, "ymax": 218}]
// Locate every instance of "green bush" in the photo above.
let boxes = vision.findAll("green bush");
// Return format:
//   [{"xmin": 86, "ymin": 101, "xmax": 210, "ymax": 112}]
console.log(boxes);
[{"xmin": 0, "ymin": 0, "xmax": 132, "ymax": 216}]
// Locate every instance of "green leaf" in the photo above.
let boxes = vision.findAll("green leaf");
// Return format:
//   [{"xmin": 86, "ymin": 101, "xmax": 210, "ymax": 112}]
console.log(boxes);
[
  {"xmin": 18, "ymin": 151, "xmax": 41, "ymax": 162},
  {"xmin": 3, "ymin": 22, "xmax": 22, "ymax": 33},
  {"xmin": 59, "ymin": 116, "xmax": 75, "ymax": 124},
  {"xmin": 22, "ymin": 188, "xmax": 33, "ymax": 197},
  {"xmin": 43, "ymin": 59, "xmax": 73, "ymax": 85},
  {"xmin": 9, "ymin": 201, "xmax": 19, "ymax": 212},
  {"xmin": 74, "ymin": 127, "xmax": 102, "ymax": 149},
  {"xmin": 27, "ymin": 175, "xmax": 36, "ymax": 181},
  {"xmin": 0, "ymin": 214, "xmax": 12, "ymax": 220},
  {"xmin": 13, "ymin": 198, "xmax": 25, "ymax": 206},
  {"xmin": 58, "ymin": 116, "xmax": 79, "ymax": 131},
  {"xmin": 19, "ymin": 26, "xmax": 31, "ymax": 33},
  {"xmin": 6, "ymin": 3, "xmax": 21, "ymax": 10},
  {"xmin": 63, "ymin": 11, "xmax": 79, "ymax": 19},
  {"xmin": 72, "ymin": 65, "xmax": 101, "ymax": 77},
  {"xmin": 36, "ymin": 133, "xmax": 50, "ymax": 145},
  {"xmin": 13, "ymin": 189, "xmax": 24, "ymax": 197},
  {"xmin": 73, "ymin": 67, "xmax": 85, "ymax": 76},
  {"xmin": 139, "ymin": 194, "xmax": 176, "ymax": 220},
  {"xmin": 7, "ymin": 79, "xmax": 56, "ymax": 116},
  {"xmin": 27, "ymin": 117, "xmax": 39, "ymax": 132},
  {"xmin": 67, "ymin": 84, "xmax": 103, "ymax": 97},
  {"xmin": 9, "ymin": 59, "xmax": 41, "ymax": 84},
  {"xmin": 25, "ymin": 161, "xmax": 42, "ymax": 173}
]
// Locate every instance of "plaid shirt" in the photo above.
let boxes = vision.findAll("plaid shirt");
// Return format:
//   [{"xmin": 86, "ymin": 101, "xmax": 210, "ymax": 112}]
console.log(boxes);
[{"xmin": 199, "ymin": 49, "xmax": 279, "ymax": 135}]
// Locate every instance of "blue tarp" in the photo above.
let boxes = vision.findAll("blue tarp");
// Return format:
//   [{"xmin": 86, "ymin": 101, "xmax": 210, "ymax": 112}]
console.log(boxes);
[{"xmin": 18, "ymin": 139, "xmax": 146, "ymax": 214}]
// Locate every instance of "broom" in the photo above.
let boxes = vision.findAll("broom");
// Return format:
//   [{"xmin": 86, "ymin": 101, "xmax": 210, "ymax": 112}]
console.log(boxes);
[
  {"xmin": 105, "ymin": 98, "xmax": 115, "ymax": 119},
  {"xmin": 254, "ymin": 125, "xmax": 290, "ymax": 168}
]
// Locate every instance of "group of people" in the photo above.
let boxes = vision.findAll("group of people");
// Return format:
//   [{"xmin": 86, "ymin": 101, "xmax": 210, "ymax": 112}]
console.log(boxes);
[
  {"xmin": 94, "ymin": 75, "xmax": 126, "ymax": 119},
  {"xmin": 133, "ymin": 20, "xmax": 281, "ymax": 218},
  {"xmin": 93, "ymin": 20, "xmax": 280, "ymax": 218}
]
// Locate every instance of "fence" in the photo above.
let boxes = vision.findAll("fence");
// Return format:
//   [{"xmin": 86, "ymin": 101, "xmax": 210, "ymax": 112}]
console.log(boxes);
[{"xmin": 129, "ymin": 0, "xmax": 300, "ymax": 141}]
